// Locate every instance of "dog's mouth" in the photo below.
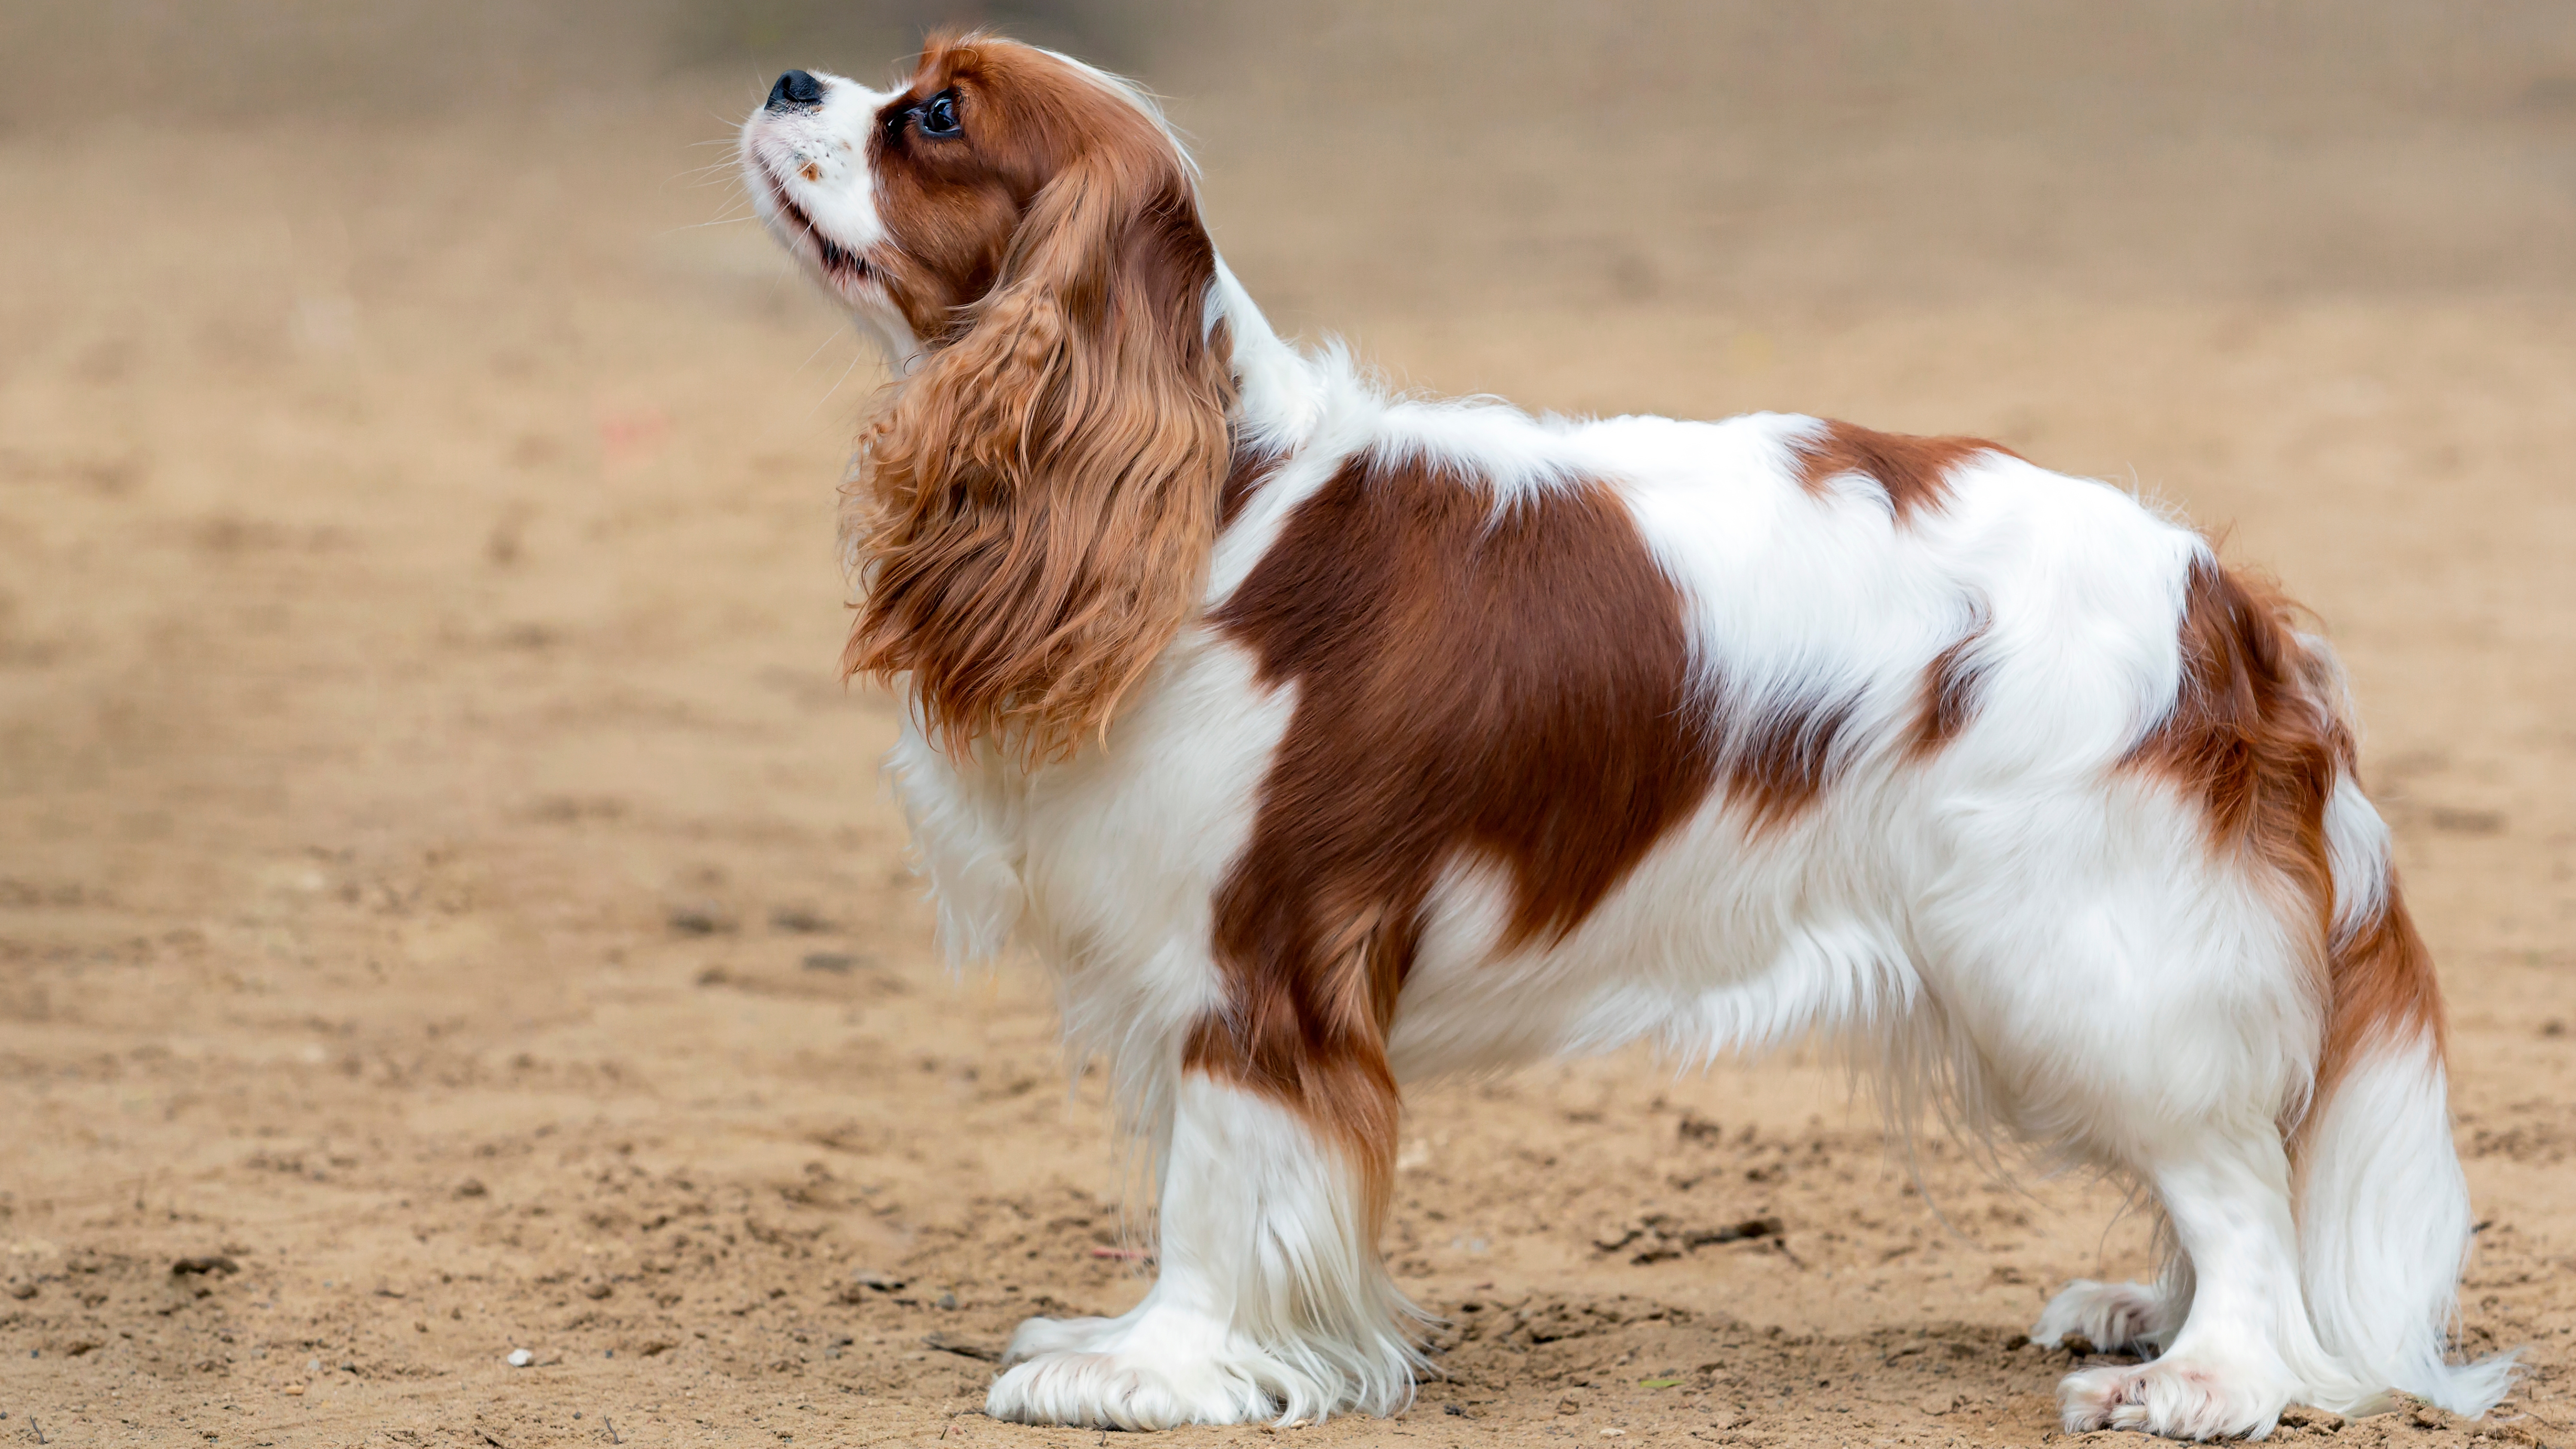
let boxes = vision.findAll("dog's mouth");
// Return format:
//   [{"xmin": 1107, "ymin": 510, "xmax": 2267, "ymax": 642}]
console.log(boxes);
[{"xmin": 761, "ymin": 164, "xmax": 871, "ymax": 288}]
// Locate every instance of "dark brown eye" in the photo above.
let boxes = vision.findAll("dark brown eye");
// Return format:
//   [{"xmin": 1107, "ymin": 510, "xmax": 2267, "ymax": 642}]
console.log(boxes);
[{"xmin": 917, "ymin": 89, "xmax": 962, "ymax": 138}]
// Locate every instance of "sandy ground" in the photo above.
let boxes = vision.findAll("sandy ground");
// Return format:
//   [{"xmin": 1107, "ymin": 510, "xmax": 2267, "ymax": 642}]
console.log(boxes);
[{"xmin": 3, "ymin": 12, "xmax": 2576, "ymax": 1447}]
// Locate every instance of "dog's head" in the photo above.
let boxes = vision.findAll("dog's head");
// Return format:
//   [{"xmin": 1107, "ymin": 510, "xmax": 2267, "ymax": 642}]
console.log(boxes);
[
  {"xmin": 741, "ymin": 35, "xmax": 1212, "ymax": 358},
  {"xmin": 741, "ymin": 35, "xmax": 1236, "ymax": 764}
]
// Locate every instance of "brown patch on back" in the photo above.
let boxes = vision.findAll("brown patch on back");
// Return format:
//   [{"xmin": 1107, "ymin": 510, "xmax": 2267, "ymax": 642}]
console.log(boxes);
[
  {"xmin": 1792, "ymin": 419, "xmax": 2017, "ymax": 524},
  {"xmin": 1728, "ymin": 695, "xmax": 1858, "ymax": 832},
  {"xmin": 1908, "ymin": 615, "xmax": 1990, "ymax": 760},
  {"xmin": 2127, "ymin": 555, "xmax": 2444, "ymax": 1113},
  {"xmin": 1196, "ymin": 452, "xmax": 1719, "ymax": 1213}
]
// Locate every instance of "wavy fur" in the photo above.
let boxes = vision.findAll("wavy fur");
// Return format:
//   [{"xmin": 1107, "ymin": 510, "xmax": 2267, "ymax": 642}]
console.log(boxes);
[{"xmin": 837, "ymin": 34, "xmax": 1235, "ymax": 765}]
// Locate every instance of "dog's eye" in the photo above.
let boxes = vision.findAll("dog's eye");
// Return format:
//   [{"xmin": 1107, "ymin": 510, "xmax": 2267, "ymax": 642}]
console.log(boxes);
[{"xmin": 917, "ymin": 89, "xmax": 962, "ymax": 138}]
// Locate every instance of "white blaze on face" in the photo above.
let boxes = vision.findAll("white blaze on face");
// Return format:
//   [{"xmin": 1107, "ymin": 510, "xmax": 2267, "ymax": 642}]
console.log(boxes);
[{"xmin": 738, "ymin": 69, "xmax": 920, "ymax": 358}]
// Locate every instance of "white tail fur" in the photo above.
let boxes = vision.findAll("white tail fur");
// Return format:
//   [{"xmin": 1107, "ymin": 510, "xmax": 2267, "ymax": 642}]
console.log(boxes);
[{"xmin": 2296, "ymin": 780, "xmax": 2516, "ymax": 1414}]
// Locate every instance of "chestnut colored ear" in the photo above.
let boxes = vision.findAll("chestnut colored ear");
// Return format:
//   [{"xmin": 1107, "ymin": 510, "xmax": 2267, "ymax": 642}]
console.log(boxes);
[{"xmin": 844, "ymin": 119, "xmax": 1235, "ymax": 764}]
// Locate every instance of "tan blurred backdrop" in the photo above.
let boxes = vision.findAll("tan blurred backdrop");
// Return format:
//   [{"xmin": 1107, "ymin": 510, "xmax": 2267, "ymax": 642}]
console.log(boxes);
[
  {"xmin": 3, "ymin": 6, "xmax": 2575, "ymax": 1446},
  {"xmin": 9, "ymin": 2, "xmax": 2576, "ymax": 310}
]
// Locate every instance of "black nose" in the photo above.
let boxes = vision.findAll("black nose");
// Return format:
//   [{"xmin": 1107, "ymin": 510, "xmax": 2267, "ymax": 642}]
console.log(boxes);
[{"xmin": 767, "ymin": 70, "xmax": 824, "ymax": 110}]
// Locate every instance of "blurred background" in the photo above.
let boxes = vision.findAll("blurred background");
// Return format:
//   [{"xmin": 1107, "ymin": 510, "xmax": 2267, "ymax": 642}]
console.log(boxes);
[
  {"xmin": 14, "ymin": 1, "xmax": 2576, "ymax": 305},
  {"xmin": 3, "ymin": 4, "xmax": 2574, "ymax": 1442},
  {"xmin": 6, "ymin": 0, "xmax": 2572, "ymax": 913}
]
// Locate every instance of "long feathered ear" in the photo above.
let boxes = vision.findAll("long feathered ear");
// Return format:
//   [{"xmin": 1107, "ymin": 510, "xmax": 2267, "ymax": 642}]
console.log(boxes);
[{"xmin": 843, "ymin": 109, "xmax": 1235, "ymax": 765}]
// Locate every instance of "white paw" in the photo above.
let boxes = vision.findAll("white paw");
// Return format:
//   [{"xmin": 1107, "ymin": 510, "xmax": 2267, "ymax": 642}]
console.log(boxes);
[
  {"xmin": 2058, "ymin": 1358, "xmax": 2291, "ymax": 1440},
  {"xmin": 2033, "ymin": 1278, "xmax": 2176, "ymax": 1355},
  {"xmin": 985, "ymin": 1345, "xmax": 1279, "ymax": 1429},
  {"xmin": 984, "ymin": 1304, "xmax": 1400, "ymax": 1429}
]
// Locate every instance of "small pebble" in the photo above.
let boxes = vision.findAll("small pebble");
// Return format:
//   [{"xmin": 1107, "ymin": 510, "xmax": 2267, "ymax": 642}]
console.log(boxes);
[
  {"xmin": 507, "ymin": 1348, "xmax": 535, "ymax": 1368},
  {"xmin": 769, "ymin": 905, "xmax": 834, "ymax": 933},
  {"xmin": 305, "ymin": 1359, "xmax": 320, "ymax": 1373},
  {"xmin": 668, "ymin": 900, "xmax": 735, "ymax": 935}
]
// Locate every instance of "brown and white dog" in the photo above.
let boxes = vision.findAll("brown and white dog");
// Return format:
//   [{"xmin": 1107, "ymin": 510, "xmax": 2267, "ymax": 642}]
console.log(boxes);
[{"xmin": 737, "ymin": 33, "xmax": 2512, "ymax": 1438}]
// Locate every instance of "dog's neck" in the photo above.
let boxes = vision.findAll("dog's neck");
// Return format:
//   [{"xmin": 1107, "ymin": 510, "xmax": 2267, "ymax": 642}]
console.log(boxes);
[{"xmin": 1207, "ymin": 258, "xmax": 1325, "ymax": 463}]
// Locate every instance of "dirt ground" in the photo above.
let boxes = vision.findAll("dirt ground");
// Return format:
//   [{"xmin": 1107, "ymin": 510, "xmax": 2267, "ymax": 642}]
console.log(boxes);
[{"xmin": 3, "ymin": 6, "xmax": 2575, "ymax": 1447}]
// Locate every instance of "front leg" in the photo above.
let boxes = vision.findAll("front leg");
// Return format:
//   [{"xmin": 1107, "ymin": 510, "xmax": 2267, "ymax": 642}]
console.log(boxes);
[{"xmin": 985, "ymin": 1067, "xmax": 1423, "ymax": 1428}]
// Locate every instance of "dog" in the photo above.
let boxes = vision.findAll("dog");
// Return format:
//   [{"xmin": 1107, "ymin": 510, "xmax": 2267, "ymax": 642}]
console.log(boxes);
[{"xmin": 737, "ymin": 32, "xmax": 2512, "ymax": 1438}]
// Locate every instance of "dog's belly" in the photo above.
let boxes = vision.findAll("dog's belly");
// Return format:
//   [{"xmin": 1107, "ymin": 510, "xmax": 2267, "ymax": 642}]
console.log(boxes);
[{"xmin": 1382, "ymin": 798, "xmax": 1926, "ymax": 1083}]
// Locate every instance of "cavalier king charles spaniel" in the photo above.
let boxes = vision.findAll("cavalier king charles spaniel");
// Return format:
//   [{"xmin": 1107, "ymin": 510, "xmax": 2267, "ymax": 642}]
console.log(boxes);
[{"xmin": 737, "ymin": 33, "xmax": 2511, "ymax": 1439}]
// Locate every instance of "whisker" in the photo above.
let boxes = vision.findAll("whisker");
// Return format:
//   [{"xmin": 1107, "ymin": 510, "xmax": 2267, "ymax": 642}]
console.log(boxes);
[
  {"xmin": 653, "ymin": 215, "xmax": 761, "ymax": 239},
  {"xmin": 807, "ymin": 339, "xmax": 870, "ymax": 417},
  {"xmin": 795, "ymin": 322, "xmax": 853, "ymax": 377},
  {"xmin": 671, "ymin": 159, "xmax": 756, "ymax": 189}
]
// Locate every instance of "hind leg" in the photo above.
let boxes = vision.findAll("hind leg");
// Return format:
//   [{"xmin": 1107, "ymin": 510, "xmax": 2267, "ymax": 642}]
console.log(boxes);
[{"xmin": 2055, "ymin": 1128, "xmax": 2361, "ymax": 1438}]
